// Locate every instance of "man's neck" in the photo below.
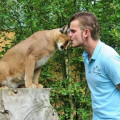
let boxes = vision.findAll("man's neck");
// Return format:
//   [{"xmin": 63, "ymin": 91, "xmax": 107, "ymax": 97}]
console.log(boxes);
[{"xmin": 83, "ymin": 39, "xmax": 99, "ymax": 59}]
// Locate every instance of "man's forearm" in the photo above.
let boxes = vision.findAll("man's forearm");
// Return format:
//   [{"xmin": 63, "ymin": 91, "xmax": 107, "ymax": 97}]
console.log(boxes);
[{"xmin": 117, "ymin": 84, "xmax": 120, "ymax": 90}]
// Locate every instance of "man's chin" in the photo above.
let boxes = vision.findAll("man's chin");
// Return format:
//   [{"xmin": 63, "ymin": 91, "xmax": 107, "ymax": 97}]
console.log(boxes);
[{"xmin": 72, "ymin": 44, "xmax": 77, "ymax": 48}]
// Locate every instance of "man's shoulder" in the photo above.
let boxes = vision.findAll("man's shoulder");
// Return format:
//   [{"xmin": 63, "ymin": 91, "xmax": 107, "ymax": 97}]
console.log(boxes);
[{"xmin": 100, "ymin": 42, "xmax": 118, "ymax": 59}]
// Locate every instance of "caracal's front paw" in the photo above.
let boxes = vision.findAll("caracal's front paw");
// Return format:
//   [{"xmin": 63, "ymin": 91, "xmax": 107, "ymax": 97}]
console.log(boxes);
[
  {"xmin": 26, "ymin": 83, "xmax": 37, "ymax": 88},
  {"xmin": 0, "ymin": 86, "xmax": 9, "ymax": 89},
  {"xmin": 36, "ymin": 84, "xmax": 43, "ymax": 88}
]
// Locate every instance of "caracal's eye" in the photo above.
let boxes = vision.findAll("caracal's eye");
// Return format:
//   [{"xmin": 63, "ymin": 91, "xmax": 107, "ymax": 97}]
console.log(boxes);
[{"xmin": 65, "ymin": 40, "xmax": 69, "ymax": 45}]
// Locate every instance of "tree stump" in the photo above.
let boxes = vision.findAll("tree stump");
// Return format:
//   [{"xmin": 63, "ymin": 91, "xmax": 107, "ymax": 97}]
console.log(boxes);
[{"xmin": 0, "ymin": 88, "xmax": 59, "ymax": 120}]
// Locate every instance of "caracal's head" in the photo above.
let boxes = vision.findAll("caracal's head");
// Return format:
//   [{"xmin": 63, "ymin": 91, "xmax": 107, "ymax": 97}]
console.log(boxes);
[{"xmin": 57, "ymin": 25, "xmax": 70, "ymax": 51}]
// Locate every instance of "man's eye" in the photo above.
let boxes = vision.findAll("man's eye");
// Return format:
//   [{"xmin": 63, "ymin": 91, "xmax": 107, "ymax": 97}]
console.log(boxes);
[{"xmin": 71, "ymin": 30, "xmax": 76, "ymax": 33}]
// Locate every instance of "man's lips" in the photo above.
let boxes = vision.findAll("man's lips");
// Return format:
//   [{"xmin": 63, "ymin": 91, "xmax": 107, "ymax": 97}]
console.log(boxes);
[{"xmin": 70, "ymin": 40, "xmax": 73, "ymax": 44}]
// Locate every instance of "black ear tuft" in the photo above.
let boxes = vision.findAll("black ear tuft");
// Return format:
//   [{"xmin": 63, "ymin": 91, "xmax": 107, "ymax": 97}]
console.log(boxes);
[
  {"xmin": 59, "ymin": 25, "xmax": 69, "ymax": 34},
  {"xmin": 59, "ymin": 29, "xmax": 63, "ymax": 34},
  {"xmin": 67, "ymin": 28, "xmax": 70, "ymax": 33}
]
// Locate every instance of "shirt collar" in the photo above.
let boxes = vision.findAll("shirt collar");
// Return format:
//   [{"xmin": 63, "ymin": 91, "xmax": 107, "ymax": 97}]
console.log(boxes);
[
  {"xmin": 91, "ymin": 40, "xmax": 102, "ymax": 60},
  {"xmin": 82, "ymin": 40, "xmax": 102, "ymax": 60},
  {"xmin": 82, "ymin": 50, "xmax": 88, "ymax": 58}
]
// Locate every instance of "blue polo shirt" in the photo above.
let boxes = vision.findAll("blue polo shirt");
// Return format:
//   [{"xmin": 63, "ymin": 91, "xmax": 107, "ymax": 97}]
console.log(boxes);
[{"xmin": 83, "ymin": 40, "xmax": 120, "ymax": 120}]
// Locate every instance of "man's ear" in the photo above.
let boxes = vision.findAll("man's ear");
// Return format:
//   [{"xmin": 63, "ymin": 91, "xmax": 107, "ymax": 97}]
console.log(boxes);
[{"xmin": 84, "ymin": 29, "xmax": 90, "ymax": 38}]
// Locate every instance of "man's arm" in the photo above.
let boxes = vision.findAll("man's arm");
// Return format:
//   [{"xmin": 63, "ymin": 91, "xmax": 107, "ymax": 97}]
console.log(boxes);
[
  {"xmin": 104, "ymin": 56, "xmax": 120, "ymax": 90},
  {"xmin": 117, "ymin": 84, "xmax": 120, "ymax": 90}
]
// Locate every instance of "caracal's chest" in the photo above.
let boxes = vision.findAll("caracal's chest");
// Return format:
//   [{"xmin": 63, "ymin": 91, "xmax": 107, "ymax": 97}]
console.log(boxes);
[{"xmin": 35, "ymin": 54, "xmax": 52, "ymax": 69}]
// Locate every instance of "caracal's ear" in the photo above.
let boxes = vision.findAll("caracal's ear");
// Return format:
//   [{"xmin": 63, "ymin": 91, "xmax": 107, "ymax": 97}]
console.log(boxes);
[{"xmin": 59, "ymin": 25, "xmax": 70, "ymax": 34}]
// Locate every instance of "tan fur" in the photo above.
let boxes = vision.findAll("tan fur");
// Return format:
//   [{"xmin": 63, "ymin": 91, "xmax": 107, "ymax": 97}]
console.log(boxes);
[{"xmin": 0, "ymin": 27, "xmax": 69, "ymax": 88}]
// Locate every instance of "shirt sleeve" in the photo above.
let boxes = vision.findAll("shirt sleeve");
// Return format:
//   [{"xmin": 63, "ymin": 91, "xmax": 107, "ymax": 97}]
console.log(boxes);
[{"xmin": 103, "ymin": 55, "xmax": 120, "ymax": 85}]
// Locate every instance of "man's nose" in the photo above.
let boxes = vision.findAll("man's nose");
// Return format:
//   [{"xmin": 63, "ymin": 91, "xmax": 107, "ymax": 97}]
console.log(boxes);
[{"xmin": 68, "ymin": 31, "xmax": 72, "ymax": 37}]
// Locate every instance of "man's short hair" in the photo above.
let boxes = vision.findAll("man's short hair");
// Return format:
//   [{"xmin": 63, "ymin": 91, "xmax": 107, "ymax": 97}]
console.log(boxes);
[{"xmin": 70, "ymin": 11, "xmax": 100, "ymax": 40}]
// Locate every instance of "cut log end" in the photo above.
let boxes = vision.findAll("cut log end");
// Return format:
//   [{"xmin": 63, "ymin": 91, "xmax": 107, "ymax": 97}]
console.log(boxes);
[{"xmin": 0, "ymin": 88, "xmax": 59, "ymax": 120}]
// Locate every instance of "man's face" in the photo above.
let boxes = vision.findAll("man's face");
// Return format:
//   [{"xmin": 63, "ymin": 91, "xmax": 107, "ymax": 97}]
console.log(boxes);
[{"xmin": 69, "ymin": 20, "xmax": 85, "ymax": 47}]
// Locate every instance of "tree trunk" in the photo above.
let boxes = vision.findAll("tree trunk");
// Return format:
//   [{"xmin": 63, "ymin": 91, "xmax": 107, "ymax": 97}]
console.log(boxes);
[
  {"xmin": 67, "ymin": 47, "xmax": 75, "ymax": 120},
  {"xmin": 0, "ymin": 88, "xmax": 59, "ymax": 120}
]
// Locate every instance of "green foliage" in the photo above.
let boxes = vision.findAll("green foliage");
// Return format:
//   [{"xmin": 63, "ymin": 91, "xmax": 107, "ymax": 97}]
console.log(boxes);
[{"xmin": 0, "ymin": 0, "xmax": 120, "ymax": 119}]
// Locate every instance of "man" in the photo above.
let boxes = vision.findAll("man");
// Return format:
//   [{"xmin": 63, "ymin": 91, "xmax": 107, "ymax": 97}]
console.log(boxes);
[{"xmin": 69, "ymin": 11, "xmax": 120, "ymax": 120}]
